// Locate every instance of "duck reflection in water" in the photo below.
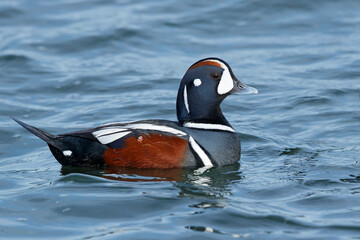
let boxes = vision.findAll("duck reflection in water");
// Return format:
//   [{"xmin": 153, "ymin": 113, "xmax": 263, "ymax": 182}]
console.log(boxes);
[{"xmin": 60, "ymin": 163, "xmax": 242, "ymax": 188}]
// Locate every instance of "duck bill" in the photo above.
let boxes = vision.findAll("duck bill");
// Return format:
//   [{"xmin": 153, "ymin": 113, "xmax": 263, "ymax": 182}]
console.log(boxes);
[{"xmin": 231, "ymin": 78, "xmax": 258, "ymax": 95}]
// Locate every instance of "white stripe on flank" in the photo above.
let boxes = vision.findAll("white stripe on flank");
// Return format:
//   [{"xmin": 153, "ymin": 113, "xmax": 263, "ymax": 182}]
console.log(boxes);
[
  {"xmin": 96, "ymin": 131, "xmax": 132, "ymax": 144},
  {"xmin": 184, "ymin": 122, "xmax": 235, "ymax": 133},
  {"xmin": 189, "ymin": 136, "xmax": 213, "ymax": 167},
  {"xmin": 93, "ymin": 123, "xmax": 188, "ymax": 144},
  {"xmin": 98, "ymin": 120, "xmax": 138, "ymax": 127},
  {"xmin": 126, "ymin": 123, "xmax": 187, "ymax": 136},
  {"xmin": 184, "ymin": 85, "xmax": 190, "ymax": 113},
  {"xmin": 93, "ymin": 128, "xmax": 128, "ymax": 138}
]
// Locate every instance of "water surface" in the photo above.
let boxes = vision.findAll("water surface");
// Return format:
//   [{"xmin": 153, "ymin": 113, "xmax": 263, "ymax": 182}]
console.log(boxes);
[{"xmin": 1, "ymin": 0, "xmax": 360, "ymax": 239}]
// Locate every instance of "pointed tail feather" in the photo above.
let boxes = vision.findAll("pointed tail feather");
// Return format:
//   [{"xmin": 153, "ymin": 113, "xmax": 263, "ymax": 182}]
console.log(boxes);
[{"xmin": 11, "ymin": 117, "xmax": 64, "ymax": 149}]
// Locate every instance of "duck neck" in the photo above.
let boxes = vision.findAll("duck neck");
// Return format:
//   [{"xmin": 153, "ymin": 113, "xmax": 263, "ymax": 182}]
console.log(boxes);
[{"xmin": 176, "ymin": 89, "xmax": 231, "ymax": 126}]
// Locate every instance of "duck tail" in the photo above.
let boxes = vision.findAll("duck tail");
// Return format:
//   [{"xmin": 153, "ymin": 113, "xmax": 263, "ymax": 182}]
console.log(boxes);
[{"xmin": 11, "ymin": 117, "xmax": 63, "ymax": 149}]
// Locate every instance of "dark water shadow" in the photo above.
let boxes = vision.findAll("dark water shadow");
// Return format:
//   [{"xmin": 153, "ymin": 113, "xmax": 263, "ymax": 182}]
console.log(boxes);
[
  {"xmin": 61, "ymin": 166, "xmax": 191, "ymax": 182},
  {"xmin": 59, "ymin": 162, "xmax": 243, "ymax": 205},
  {"xmin": 60, "ymin": 163, "xmax": 243, "ymax": 190},
  {"xmin": 340, "ymin": 174, "xmax": 360, "ymax": 183}
]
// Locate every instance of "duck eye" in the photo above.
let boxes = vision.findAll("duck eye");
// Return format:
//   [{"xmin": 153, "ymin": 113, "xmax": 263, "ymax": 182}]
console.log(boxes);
[{"xmin": 211, "ymin": 73, "xmax": 220, "ymax": 80}]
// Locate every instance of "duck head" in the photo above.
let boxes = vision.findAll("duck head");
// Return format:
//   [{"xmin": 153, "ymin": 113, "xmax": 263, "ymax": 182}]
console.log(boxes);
[{"xmin": 176, "ymin": 57, "xmax": 258, "ymax": 126}]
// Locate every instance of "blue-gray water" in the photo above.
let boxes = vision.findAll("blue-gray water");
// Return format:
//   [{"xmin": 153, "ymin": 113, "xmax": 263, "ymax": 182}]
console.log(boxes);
[{"xmin": 1, "ymin": 0, "xmax": 360, "ymax": 239}]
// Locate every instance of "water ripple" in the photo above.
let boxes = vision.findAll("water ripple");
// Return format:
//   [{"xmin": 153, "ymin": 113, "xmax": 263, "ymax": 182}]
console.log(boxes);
[{"xmin": 1, "ymin": 0, "xmax": 360, "ymax": 239}]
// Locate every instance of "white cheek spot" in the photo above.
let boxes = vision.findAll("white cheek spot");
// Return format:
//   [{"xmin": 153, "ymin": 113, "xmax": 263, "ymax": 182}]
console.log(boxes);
[
  {"xmin": 137, "ymin": 136, "xmax": 143, "ymax": 142},
  {"xmin": 193, "ymin": 78, "xmax": 202, "ymax": 87},
  {"xmin": 63, "ymin": 150, "xmax": 72, "ymax": 157},
  {"xmin": 183, "ymin": 85, "xmax": 190, "ymax": 113}
]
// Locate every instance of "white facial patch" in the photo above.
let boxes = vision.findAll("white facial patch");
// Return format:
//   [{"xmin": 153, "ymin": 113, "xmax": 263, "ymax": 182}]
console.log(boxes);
[
  {"xmin": 193, "ymin": 78, "xmax": 202, "ymax": 87},
  {"xmin": 218, "ymin": 68, "xmax": 233, "ymax": 95},
  {"xmin": 183, "ymin": 85, "xmax": 190, "ymax": 113},
  {"xmin": 206, "ymin": 60, "xmax": 234, "ymax": 95}
]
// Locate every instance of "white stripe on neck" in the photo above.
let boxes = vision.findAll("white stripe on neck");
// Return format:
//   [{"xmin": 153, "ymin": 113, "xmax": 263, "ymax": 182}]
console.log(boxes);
[
  {"xmin": 184, "ymin": 122, "xmax": 235, "ymax": 133},
  {"xmin": 184, "ymin": 85, "xmax": 190, "ymax": 113}
]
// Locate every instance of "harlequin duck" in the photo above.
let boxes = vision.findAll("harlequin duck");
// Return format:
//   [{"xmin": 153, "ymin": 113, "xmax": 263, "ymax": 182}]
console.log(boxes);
[{"xmin": 13, "ymin": 58, "xmax": 258, "ymax": 169}]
